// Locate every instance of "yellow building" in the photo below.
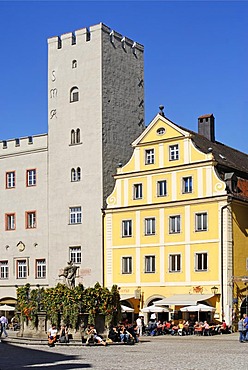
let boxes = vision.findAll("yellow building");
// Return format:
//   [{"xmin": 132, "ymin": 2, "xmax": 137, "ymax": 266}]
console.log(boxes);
[{"xmin": 104, "ymin": 110, "xmax": 248, "ymax": 325}]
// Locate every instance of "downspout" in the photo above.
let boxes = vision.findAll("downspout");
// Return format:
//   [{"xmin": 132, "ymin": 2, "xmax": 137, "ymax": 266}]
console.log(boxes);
[
  {"xmin": 220, "ymin": 199, "xmax": 232, "ymax": 321},
  {"xmin": 102, "ymin": 208, "xmax": 105, "ymax": 287}
]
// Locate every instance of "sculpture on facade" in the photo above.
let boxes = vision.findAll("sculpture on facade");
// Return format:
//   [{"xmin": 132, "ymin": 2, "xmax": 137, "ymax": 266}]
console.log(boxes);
[{"xmin": 59, "ymin": 261, "xmax": 79, "ymax": 288}]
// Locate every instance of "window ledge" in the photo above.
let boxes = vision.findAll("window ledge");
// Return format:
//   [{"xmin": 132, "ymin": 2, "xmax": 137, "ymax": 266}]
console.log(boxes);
[{"xmin": 69, "ymin": 142, "xmax": 82, "ymax": 147}]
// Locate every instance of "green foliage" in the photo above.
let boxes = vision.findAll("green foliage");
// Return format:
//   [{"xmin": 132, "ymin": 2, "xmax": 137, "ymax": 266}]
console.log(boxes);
[{"xmin": 16, "ymin": 282, "xmax": 121, "ymax": 329}]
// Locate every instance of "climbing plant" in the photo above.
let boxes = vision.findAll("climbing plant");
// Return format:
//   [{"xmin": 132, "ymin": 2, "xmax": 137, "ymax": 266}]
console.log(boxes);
[{"xmin": 16, "ymin": 282, "xmax": 121, "ymax": 329}]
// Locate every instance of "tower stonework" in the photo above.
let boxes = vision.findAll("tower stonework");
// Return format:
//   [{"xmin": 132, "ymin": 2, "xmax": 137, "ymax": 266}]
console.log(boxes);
[{"xmin": 47, "ymin": 23, "xmax": 144, "ymax": 287}]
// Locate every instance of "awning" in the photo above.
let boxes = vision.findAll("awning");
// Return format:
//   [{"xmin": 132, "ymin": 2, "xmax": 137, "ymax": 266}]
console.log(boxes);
[
  {"xmin": 141, "ymin": 305, "xmax": 172, "ymax": 313},
  {"xmin": 0, "ymin": 298, "xmax": 17, "ymax": 305},
  {"xmin": 154, "ymin": 294, "xmax": 214, "ymax": 306},
  {"xmin": 120, "ymin": 294, "xmax": 135, "ymax": 301},
  {"xmin": 121, "ymin": 305, "xmax": 134, "ymax": 313}
]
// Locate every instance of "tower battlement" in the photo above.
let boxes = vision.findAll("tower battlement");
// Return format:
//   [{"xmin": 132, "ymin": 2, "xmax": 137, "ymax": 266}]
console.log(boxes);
[
  {"xmin": 47, "ymin": 22, "xmax": 144, "ymax": 52},
  {"xmin": 0, "ymin": 134, "xmax": 47, "ymax": 155}
]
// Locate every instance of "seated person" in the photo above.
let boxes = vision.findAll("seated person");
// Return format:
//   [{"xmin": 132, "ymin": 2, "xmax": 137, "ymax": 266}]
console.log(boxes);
[
  {"xmin": 85, "ymin": 324, "xmax": 106, "ymax": 346},
  {"xmin": 219, "ymin": 320, "xmax": 227, "ymax": 334},
  {"xmin": 48, "ymin": 324, "xmax": 58, "ymax": 347},
  {"xmin": 177, "ymin": 320, "xmax": 184, "ymax": 336},
  {"xmin": 108, "ymin": 326, "xmax": 120, "ymax": 342},
  {"xmin": 147, "ymin": 320, "xmax": 157, "ymax": 336},
  {"xmin": 163, "ymin": 320, "xmax": 172, "ymax": 334},
  {"xmin": 58, "ymin": 325, "xmax": 69, "ymax": 343},
  {"xmin": 127, "ymin": 323, "xmax": 138, "ymax": 343},
  {"xmin": 183, "ymin": 320, "xmax": 189, "ymax": 335},
  {"xmin": 194, "ymin": 321, "xmax": 203, "ymax": 335},
  {"xmin": 171, "ymin": 321, "xmax": 178, "ymax": 335},
  {"xmin": 119, "ymin": 324, "xmax": 132, "ymax": 343}
]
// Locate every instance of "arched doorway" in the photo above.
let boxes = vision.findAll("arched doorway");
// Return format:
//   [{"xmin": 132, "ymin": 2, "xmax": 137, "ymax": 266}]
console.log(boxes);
[{"xmin": 240, "ymin": 297, "xmax": 248, "ymax": 318}]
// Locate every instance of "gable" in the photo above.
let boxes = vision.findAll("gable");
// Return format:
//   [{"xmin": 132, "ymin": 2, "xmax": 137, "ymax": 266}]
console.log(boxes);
[{"xmin": 132, "ymin": 114, "xmax": 190, "ymax": 147}]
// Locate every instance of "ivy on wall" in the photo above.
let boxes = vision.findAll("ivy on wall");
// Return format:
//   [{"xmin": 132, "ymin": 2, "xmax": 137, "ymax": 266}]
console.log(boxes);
[{"xmin": 16, "ymin": 282, "xmax": 121, "ymax": 329}]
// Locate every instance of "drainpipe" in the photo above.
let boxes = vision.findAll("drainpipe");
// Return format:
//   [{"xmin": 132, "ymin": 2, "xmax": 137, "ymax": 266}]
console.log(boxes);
[
  {"xmin": 220, "ymin": 199, "xmax": 232, "ymax": 321},
  {"xmin": 102, "ymin": 208, "xmax": 105, "ymax": 287}
]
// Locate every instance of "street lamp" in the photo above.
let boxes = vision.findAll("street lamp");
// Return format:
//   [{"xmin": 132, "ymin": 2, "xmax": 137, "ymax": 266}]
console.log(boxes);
[{"xmin": 211, "ymin": 286, "xmax": 218, "ymax": 295}]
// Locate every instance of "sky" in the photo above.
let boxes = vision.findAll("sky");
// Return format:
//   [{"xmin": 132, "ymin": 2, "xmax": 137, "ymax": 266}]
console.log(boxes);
[{"xmin": 0, "ymin": 1, "xmax": 247, "ymax": 154}]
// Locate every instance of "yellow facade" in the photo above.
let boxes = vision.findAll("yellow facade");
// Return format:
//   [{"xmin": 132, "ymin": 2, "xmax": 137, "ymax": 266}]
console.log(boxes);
[{"xmin": 104, "ymin": 114, "xmax": 248, "ymax": 325}]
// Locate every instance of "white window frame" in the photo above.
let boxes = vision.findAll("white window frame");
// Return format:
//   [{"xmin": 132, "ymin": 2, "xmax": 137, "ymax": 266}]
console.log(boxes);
[
  {"xmin": 122, "ymin": 220, "xmax": 132, "ymax": 237},
  {"xmin": 122, "ymin": 256, "xmax": 132, "ymax": 274},
  {"xmin": 26, "ymin": 211, "xmax": 36, "ymax": 229},
  {"xmin": 6, "ymin": 171, "xmax": 15, "ymax": 188},
  {"xmin": 0, "ymin": 261, "xmax": 9, "ymax": 279},
  {"xmin": 169, "ymin": 215, "xmax": 181, "ymax": 234},
  {"xmin": 27, "ymin": 169, "xmax": 36, "ymax": 186},
  {"xmin": 70, "ymin": 207, "xmax": 82, "ymax": 224},
  {"xmin": 145, "ymin": 149, "xmax": 155, "ymax": 165},
  {"xmin": 195, "ymin": 252, "xmax": 208, "ymax": 272},
  {"xmin": 36, "ymin": 259, "xmax": 46, "ymax": 279},
  {"xmin": 157, "ymin": 180, "xmax": 167, "ymax": 197},
  {"xmin": 6, "ymin": 213, "xmax": 15, "ymax": 230},
  {"xmin": 169, "ymin": 254, "xmax": 181, "ymax": 272},
  {"xmin": 182, "ymin": 176, "xmax": 192, "ymax": 193},
  {"xmin": 169, "ymin": 144, "xmax": 179, "ymax": 161},
  {"xmin": 145, "ymin": 217, "xmax": 155, "ymax": 235},
  {"xmin": 70, "ymin": 246, "xmax": 82, "ymax": 264},
  {"xmin": 145, "ymin": 255, "xmax": 155, "ymax": 273},
  {"xmin": 133, "ymin": 183, "xmax": 143, "ymax": 200},
  {"xmin": 195, "ymin": 212, "xmax": 208, "ymax": 232},
  {"xmin": 17, "ymin": 260, "xmax": 27, "ymax": 279}
]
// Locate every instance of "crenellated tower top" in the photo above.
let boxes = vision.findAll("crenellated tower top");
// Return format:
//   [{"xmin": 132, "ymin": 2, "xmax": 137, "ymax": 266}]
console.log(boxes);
[{"xmin": 47, "ymin": 22, "xmax": 144, "ymax": 52}]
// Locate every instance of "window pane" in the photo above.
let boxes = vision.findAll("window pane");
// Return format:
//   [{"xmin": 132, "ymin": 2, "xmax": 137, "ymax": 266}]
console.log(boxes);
[
  {"xmin": 145, "ymin": 256, "xmax": 155, "ymax": 273},
  {"xmin": 145, "ymin": 149, "xmax": 154, "ymax": 164},
  {"xmin": 122, "ymin": 257, "xmax": 132, "ymax": 274},
  {"xmin": 157, "ymin": 180, "xmax": 167, "ymax": 196},
  {"xmin": 169, "ymin": 145, "xmax": 179, "ymax": 160},
  {"xmin": 122, "ymin": 220, "xmax": 132, "ymax": 237},
  {"xmin": 145, "ymin": 218, "xmax": 155, "ymax": 235},
  {"xmin": 70, "ymin": 207, "xmax": 82, "ymax": 224},
  {"xmin": 70, "ymin": 247, "xmax": 81, "ymax": 263},
  {"xmin": 0, "ymin": 261, "xmax": 9, "ymax": 279},
  {"xmin": 134, "ymin": 184, "xmax": 142, "ymax": 199},
  {"xmin": 36, "ymin": 259, "xmax": 46, "ymax": 278}
]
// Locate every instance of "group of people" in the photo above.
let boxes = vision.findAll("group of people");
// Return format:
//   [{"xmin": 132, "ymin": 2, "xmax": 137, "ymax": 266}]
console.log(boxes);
[
  {"xmin": 143, "ymin": 317, "xmax": 230, "ymax": 336},
  {"xmin": 48, "ymin": 324, "xmax": 70, "ymax": 347},
  {"xmin": 108, "ymin": 321, "xmax": 139, "ymax": 344},
  {"xmin": 238, "ymin": 313, "xmax": 248, "ymax": 343}
]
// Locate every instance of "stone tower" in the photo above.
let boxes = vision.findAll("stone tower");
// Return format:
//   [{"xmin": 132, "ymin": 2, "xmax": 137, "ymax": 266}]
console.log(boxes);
[{"xmin": 47, "ymin": 23, "xmax": 144, "ymax": 287}]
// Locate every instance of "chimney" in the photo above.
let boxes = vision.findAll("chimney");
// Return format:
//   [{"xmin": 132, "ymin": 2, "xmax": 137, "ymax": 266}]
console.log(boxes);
[{"xmin": 198, "ymin": 114, "xmax": 215, "ymax": 142}]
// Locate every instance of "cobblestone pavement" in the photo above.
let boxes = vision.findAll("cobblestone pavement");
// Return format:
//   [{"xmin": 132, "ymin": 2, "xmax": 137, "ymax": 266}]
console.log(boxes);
[{"xmin": 0, "ymin": 333, "xmax": 246, "ymax": 370}]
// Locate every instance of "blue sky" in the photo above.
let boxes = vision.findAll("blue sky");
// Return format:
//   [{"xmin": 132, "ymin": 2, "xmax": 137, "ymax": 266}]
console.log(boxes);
[{"xmin": 0, "ymin": 1, "xmax": 247, "ymax": 153}]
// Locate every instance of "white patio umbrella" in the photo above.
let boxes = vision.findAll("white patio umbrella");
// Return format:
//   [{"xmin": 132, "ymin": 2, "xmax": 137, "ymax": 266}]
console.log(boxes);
[
  {"xmin": 121, "ymin": 305, "xmax": 134, "ymax": 313},
  {"xmin": 180, "ymin": 304, "xmax": 215, "ymax": 321},
  {"xmin": 141, "ymin": 305, "xmax": 171, "ymax": 313},
  {"xmin": 0, "ymin": 304, "xmax": 15, "ymax": 316},
  {"xmin": 180, "ymin": 304, "xmax": 216, "ymax": 312}
]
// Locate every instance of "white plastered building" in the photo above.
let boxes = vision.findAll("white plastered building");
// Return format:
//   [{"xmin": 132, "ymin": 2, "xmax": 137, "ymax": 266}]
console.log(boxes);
[{"xmin": 0, "ymin": 23, "xmax": 144, "ymax": 304}]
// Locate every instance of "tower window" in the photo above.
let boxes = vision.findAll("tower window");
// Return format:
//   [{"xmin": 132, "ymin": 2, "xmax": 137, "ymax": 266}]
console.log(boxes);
[
  {"xmin": 71, "ymin": 167, "xmax": 81, "ymax": 182},
  {"xmin": 72, "ymin": 60, "xmax": 77, "ymax": 68},
  {"xmin": 70, "ymin": 87, "xmax": 79, "ymax": 103}
]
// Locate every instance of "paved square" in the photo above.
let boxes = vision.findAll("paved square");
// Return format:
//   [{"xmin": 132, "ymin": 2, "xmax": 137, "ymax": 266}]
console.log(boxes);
[{"xmin": 0, "ymin": 334, "xmax": 245, "ymax": 370}]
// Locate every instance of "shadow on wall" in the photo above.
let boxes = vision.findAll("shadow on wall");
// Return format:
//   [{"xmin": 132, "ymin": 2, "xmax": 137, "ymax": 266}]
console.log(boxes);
[{"xmin": 233, "ymin": 206, "xmax": 248, "ymax": 237}]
